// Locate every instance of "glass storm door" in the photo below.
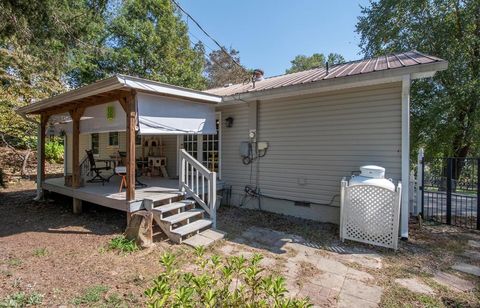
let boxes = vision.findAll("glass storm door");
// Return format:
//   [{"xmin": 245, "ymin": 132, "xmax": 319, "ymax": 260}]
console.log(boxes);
[{"xmin": 181, "ymin": 113, "xmax": 221, "ymax": 177}]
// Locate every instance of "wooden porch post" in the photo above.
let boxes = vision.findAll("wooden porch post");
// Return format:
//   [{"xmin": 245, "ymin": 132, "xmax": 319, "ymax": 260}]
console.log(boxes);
[
  {"xmin": 36, "ymin": 114, "xmax": 48, "ymax": 199},
  {"xmin": 120, "ymin": 92, "xmax": 137, "ymax": 201},
  {"xmin": 69, "ymin": 108, "xmax": 85, "ymax": 189}
]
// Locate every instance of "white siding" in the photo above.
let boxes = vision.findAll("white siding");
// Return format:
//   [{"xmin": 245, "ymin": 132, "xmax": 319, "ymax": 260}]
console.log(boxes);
[
  {"xmin": 65, "ymin": 132, "xmax": 178, "ymax": 178},
  {"xmin": 216, "ymin": 82, "xmax": 402, "ymax": 223}
]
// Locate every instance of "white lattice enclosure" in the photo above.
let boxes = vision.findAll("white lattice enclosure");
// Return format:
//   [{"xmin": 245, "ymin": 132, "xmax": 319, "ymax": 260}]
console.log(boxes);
[{"xmin": 340, "ymin": 180, "xmax": 402, "ymax": 250}]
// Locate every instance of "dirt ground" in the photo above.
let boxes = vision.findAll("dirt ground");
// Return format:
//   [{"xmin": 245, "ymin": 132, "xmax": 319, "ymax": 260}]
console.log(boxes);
[{"xmin": 1, "ymin": 179, "xmax": 479, "ymax": 307}]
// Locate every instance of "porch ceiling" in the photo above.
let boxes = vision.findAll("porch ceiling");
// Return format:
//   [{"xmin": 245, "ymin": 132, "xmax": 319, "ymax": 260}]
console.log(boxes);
[{"xmin": 17, "ymin": 74, "xmax": 222, "ymax": 116}]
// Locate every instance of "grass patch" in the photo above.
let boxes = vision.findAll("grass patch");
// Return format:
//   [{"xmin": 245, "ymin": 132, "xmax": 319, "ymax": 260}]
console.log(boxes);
[
  {"xmin": 72, "ymin": 285, "xmax": 109, "ymax": 305},
  {"xmin": 381, "ymin": 286, "xmax": 442, "ymax": 308},
  {"xmin": 0, "ymin": 291, "xmax": 44, "ymax": 307},
  {"xmin": 33, "ymin": 248, "xmax": 48, "ymax": 257},
  {"xmin": 107, "ymin": 235, "xmax": 138, "ymax": 254},
  {"xmin": 7, "ymin": 258, "xmax": 22, "ymax": 267}
]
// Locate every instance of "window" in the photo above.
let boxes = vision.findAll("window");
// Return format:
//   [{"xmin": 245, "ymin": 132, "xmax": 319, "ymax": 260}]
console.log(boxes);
[
  {"xmin": 183, "ymin": 134, "xmax": 198, "ymax": 159},
  {"xmin": 202, "ymin": 118, "xmax": 220, "ymax": 173},
  {"xmin": 108, "ymin": 132, "xmax": 119, "ymax": 146},
  {"xmin": 136, "ymin": 134, "xmax": 141, "ymax": 146},
  {"xmin": 91, "ymin": 133, "xmax": 99, "ymax": 155}
]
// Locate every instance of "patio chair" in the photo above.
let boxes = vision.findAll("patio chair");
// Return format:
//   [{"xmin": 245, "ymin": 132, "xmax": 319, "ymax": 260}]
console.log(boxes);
[
  {"xmin": 116, "ymin": 151, "xmax": 147, "ymax": 192},
  {"xmin": 85, "ymin": 150, "xmax": 111, "ymax": 185}
]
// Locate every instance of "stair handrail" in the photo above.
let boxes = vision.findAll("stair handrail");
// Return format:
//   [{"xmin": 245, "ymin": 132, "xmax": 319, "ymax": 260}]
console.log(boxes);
[{"xmin": 178, "ymin": 149, "xmax": 217, "ymax": 228}]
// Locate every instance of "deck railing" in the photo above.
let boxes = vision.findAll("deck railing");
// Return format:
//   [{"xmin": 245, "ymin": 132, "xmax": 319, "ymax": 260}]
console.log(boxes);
[
  {"xmin": 179, "ymin": 149, "xmax": 217, "ymax": 228},
  {"xmin": 79, "ymin": 154, "xmax": 90, "ymax": 183}
]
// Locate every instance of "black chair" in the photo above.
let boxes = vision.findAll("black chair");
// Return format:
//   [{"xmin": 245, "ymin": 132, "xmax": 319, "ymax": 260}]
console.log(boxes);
[{"xmin": 85, "ymin": 150, "xmax": 111, "ymax": 184}]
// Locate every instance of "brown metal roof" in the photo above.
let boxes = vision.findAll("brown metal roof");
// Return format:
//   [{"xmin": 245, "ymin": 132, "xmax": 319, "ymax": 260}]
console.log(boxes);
[{"xmin": 205, "ymin": 50, "xmax": 445, "ymax": 97}]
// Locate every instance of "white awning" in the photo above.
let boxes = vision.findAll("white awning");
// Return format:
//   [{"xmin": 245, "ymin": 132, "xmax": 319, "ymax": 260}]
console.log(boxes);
[
  {"xmin": 137, "ymin": 92, "xmax": 216, "ymax": 135},
  {"xmin": 47, "ymin": 93, "xmax": 217, "ymax": 136}
]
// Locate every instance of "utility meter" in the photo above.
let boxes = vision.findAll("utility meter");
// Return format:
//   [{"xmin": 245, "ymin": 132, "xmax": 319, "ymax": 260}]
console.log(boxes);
[{"xmin": 249, "ymin": 129, "xmax": 256, "ymax": 141}]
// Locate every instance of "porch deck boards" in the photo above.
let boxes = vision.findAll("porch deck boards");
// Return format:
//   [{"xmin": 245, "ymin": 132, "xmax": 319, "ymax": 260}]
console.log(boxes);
[{"xmin": 43, "ymin": 176, "xmax": 181, "ymax": 212}]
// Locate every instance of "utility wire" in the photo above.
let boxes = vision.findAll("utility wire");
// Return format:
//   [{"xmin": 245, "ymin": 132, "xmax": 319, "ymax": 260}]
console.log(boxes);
[{"xmin": 171, "ymin": 0, "xmax": 247, "ymax": 72}]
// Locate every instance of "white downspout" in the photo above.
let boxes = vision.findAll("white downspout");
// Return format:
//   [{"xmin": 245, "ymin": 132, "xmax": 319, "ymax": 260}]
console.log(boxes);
[{"xmin": 400, "ymin": 74, "xmax": 411, "ymax": 239}]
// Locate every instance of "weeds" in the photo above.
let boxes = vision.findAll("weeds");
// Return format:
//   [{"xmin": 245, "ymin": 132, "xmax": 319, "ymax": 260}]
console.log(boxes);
[
  {"xmin": 144, "ymin": 248, "xmax": 312, "ymax": 307},
  {"xmin": 107, "ymin": 236, "xmax": 138, "ymax": 254},
  {"xmin": 33, "ymin": 248, "xmax": 48, "ymax": 257},
  {"xmin": 72, "ymin": 285, "xmax": 109, "ymax": 305},
  {"xmin": 7, "ymin": 259, "xmax": 22, "ymax": 267},
  {"xmin": 0, "ymin": 291, "xmax": 44, "ymax": 307}
]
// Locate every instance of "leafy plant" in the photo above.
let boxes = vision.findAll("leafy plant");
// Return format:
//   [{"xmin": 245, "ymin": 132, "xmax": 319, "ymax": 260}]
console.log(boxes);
[
  {"xmin": 0, "ymin": 291, "xmax": 44, "ymax": 307},
  {"xmin": 72, "ymin": 285, "xmax": 109, "ymax": 305},
  {"xmin": 33, "ymin": 248, "xmax": 48, "ymax": 257},
  {"xmin": 107, "ymin": 235, "xmax": 139, "ymax": 254},
  {"xmin": 144, "ymin": 249, "xmax": 312, "ymax": 307},
  {"xmin": 45, "ymin": 140, "xmax": 64, "ymax": 163}
]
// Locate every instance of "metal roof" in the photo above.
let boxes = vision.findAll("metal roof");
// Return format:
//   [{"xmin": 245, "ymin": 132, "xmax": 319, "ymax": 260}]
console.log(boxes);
[
  {"xmin": 17, "ymin": 74, "xmax": 222, "ymax": 115},
  {"xmin": 205, "ymin": 51, "xmax": 446, "ymax": 97}
]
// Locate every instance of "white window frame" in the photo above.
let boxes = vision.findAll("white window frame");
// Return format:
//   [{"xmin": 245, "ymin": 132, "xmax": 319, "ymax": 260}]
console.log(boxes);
[
  {"xmin": 90, "ymin": 133, "xmax": 100, "ymax": 157},
  {"xmin": 177, "ymin": 112, "xmax": 221, "ymax": 179}
]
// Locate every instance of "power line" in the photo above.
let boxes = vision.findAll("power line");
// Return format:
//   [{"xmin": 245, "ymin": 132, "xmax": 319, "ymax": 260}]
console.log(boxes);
[{"xmin": 170, "ymin": 0, "xmax": 247, "ymax": 72}]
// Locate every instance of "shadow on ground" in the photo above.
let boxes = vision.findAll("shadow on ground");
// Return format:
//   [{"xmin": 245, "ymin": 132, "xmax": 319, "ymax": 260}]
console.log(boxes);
[{"xmin": 0, "ymin": 185, "xmax": 125, "ymax": 238}]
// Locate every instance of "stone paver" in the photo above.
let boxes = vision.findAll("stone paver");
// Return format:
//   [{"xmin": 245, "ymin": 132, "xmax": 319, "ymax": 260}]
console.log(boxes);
[
  {"xmin": 346, "ymin": 267, "xmax": 374, "ymax": 283},
  {"xmin": 467, "ymin": 240, "xmax": 480, "ymax": 249},
  {"xmin": 338, "ymin": 293, "xmax": 378, "ymax": 308},
  {"xmin": 339, "ymin": 278, "xmax": 382, "ymax": 307},
  {"xmin": 462, "ymin": 249, "xmax": 480, "ymax": 260},
  {"xmin": 433, "ymin": 271, "xmax": 475, "ymax": 292},
  {"xmin": 297, "ymin": 282, "xmax": 337, "ymax": 306},
  {"xmin": 311, "ymin": 272, "xmax": 345, "ymax": 291},
  {"xmin": 395, "ymin": 278, "xmax": 435, "ymax": 295},
  {"xmin": 452, "ymin": 263, "xmax": 480, "ymax": 277},
  {"xmin": 313, "ymin": 256, "xmax": 350, "ymax": 276}
]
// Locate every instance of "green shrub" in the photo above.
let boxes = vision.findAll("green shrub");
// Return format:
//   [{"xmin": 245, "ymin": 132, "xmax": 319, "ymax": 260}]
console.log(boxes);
[
  {"xmin": 144, "ymin": 248, "xmax": 312, "ymax": 307},
  {"xmin": 45, "ymin": 139, "xmax": 64, "ymax": 163},
  {"xmin": 107, "ymin": 235, "xmax": 139, "ymax": 254}
]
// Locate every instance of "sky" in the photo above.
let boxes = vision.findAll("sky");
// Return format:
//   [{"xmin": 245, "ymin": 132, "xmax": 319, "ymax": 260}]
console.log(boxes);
[{"xmin": 179, "ymin": 0, "xmax": 371, "ymax": 77}]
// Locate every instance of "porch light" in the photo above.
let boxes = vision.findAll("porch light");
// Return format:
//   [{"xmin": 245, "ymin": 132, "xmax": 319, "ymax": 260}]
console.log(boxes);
[{"xmin": 225, "ymin": 117, "xmax": 234, "ymax": 128}]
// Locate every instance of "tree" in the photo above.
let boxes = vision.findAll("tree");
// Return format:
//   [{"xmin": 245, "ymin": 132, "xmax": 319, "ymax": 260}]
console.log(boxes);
[
  {"xmin": 356, "ymin": 0, "xmax": 480, "ymax": 163},
  {"xmin": 286, "ymin": 53, "xmax": 345, "ymax": 74},
  {"xmin": 205, "ymin": 47, "xmax": 249, "ymax": 88},
  {"xmin": 81, "ymin": 0, "xmax": 207, "ymax": 89}
]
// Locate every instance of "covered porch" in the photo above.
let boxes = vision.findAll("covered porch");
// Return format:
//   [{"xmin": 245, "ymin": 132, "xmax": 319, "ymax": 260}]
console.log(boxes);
[{"xmin": 17, "ymin": 74, "xmax": 223, "ymax": 226}]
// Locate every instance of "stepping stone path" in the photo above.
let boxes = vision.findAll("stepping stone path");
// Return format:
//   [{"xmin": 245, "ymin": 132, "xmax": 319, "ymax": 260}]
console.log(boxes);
[
  {"xmin": 231, "ymin": 227, "xmax": 384, "ymax": 307},
  {"xmin": 394, "ymin": 278, "xmax": 434, "ymax": 295},
  {"xmin": 433, "ymin": 271, "xmax": 475, "ymax": 292},
  {"xmin": 450, "ymin": 239, "xmax": 480, "ymax": 279}
]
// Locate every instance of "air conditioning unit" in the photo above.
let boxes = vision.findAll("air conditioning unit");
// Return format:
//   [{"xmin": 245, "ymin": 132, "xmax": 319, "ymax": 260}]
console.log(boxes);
[{"xmin": 340, "ymin": 165, "xmax": 402, "ymax": 250}]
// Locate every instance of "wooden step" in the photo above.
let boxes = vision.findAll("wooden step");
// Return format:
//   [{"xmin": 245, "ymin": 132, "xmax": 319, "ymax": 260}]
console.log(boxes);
[
  {"xmin": 161, "ymin": 208, "xmax": 204, "ymax": 225},
  {"xmin": 171, "ymin": 219, "xmax": 212, "ymax": 237},
  {"xmin": 151, "ymin": 200, "xmax": 195, "ymax": 214}
]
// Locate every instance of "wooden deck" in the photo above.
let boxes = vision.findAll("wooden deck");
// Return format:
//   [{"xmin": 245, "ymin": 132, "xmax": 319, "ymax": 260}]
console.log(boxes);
[
  {"xmin": 43, "ymin": 176, "xmax": 185, "ymax": 212},
  {"xmin": 43, "ymin": 175, "xmax": 225, "ymax": 212}
]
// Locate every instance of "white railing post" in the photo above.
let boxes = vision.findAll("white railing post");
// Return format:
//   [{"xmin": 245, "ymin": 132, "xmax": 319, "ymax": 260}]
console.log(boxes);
[
  {"xmin": 415, "ymin": 148, "xmax": 424, "ymax": 216},
  {"xmin": 210, "ymin": 172, "xmax": 217, "ymax": 229}
]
